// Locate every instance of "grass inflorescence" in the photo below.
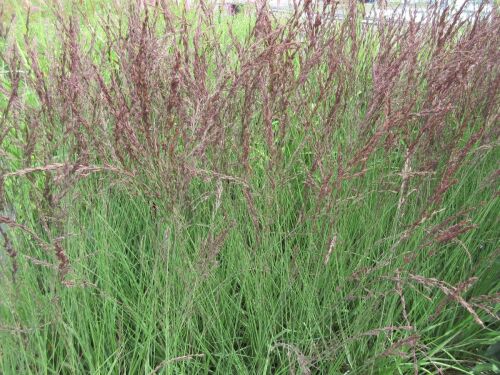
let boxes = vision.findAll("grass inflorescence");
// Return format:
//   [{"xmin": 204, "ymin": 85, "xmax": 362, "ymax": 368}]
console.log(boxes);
[{"xmin": 0, "ymin": 0, "xmax": 499, "ymax": 373}]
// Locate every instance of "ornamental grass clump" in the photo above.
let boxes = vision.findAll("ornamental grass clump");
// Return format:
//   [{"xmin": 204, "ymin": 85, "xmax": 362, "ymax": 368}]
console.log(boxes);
[{"xmin": 0, "ymin": 0, "xmax": 498, "ymax": 373}]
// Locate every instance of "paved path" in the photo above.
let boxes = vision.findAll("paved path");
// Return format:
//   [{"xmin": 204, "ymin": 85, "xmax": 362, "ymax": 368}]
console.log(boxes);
[{"xmin": 220, "ymin": 0, "xmax": 493, "ymax": 22}]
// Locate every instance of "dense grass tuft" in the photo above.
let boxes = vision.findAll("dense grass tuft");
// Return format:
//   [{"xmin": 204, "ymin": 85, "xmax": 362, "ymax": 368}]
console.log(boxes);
[{"xmin": 1, "ymin": 0, "xmax": 499, "ymax": 373}]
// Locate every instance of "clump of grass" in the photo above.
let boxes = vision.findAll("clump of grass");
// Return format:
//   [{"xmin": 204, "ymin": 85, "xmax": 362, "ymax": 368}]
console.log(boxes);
[{"xmin": 1, "ymin": 0, "xmax": 499, "ymax": 373}]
